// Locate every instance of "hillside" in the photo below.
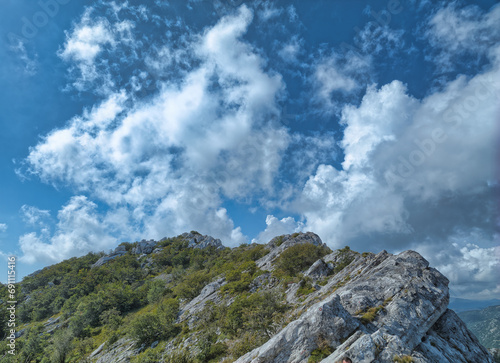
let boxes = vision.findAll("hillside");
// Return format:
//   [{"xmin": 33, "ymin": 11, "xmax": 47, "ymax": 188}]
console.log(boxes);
[
  {"xmin": 458, "ymin": 305, "xmax": 500, "ymax": 349},
  {"xmin": 0, "ymin": 232, "xmax": 494, "ymax": 362}
]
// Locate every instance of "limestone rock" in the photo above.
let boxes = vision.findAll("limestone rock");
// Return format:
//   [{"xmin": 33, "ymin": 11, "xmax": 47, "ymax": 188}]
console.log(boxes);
[
  {"xmin": 185, "ymin": 233, "xmax": 224, "ymax": 250},
  {"xmin": 256, "ymin": 232, "xmax": 324, "ymax": 271},
  {"xmin": 132, "ymin": 239, "xmax": 157, "ymax": 254},
  {"xmin": 411, "ymin": 309, "xmax": 494, "ymax": 362},
  {"xmin": 235, "ymin": 295, "xmax": 359, "ymax": 363},
  {"xmin": 304, "ymin": 259, "xmax": 331, "ymax": 279}
]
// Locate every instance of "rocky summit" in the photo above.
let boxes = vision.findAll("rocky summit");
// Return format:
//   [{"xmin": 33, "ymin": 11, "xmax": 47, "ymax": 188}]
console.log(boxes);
[{"xmin": 6, "ymin": 232, "xmax": 494, "ymax": 362}]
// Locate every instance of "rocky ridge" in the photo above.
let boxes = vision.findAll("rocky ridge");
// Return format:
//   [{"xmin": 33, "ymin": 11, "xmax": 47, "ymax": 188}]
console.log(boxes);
[
  {"xmin": 83, "ymin": 232, "xmax": 493, "ymax": 362},
  {"xmin": 92, "ymin": 232, "xmax": 223, "ymax": 268}
]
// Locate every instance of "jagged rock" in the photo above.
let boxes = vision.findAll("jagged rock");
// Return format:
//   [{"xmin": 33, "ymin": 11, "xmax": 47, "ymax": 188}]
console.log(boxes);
[
  {"xmin": 180, "ymin": 278, "xmax": 227, "ymax": 328},
  {"xmin": 323, "ymin": 248, "xmax": 359, "ymax": 271},
  {"xmin": 92, "ymin": 245, "xmax": 128, "ymax": 268},
  {"xmin": 94, "ymin": 338, "xmax": 136, "ymax": 362},
  {"xmin": 81, "ymin": 233, "xmax": 493, "ymax": 363},
  {"xmin": 235, "ymin": 295, "xmax": 359, "ymax": 362},
  {"xmin": 89, "ymin": 342, "xmax": 105, "ymax": 358},
  {"xmin": 411, "ymin": 309, "xmax": 494, "ymax": 362},
  {"xmin": 132, "ymin": 239, "xmax": 157, "ymax": 254},
  {"xmin": 304, "ymin": 259, "xmax": 331, "ymax": 278},
  {"xmin": 249, "ymin": 272, "xmax": 280, "ymax": 293},
  {"xmin": 257, "ymin": 232, "xmax": 324, "ymax": 271},
  {"xmin": 186, "ymin": 234, "xmax": 224, "ymax": 249},
  {"xmin": 44, "ymin": 316, "xmax": 60, "ymax": 327},
  {"xmin": 240, "ymin": 249, "xmax": 493, "ymax": 363}
]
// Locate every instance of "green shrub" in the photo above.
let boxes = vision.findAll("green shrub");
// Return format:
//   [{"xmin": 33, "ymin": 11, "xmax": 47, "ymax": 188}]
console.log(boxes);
[
  {"xmin": 174, "ymin": 271, "xmax": 211, "ymax": 300},
  {"xmin": 297, "ymin": 278, "xmax": 316, "ymax": 296},
  {"xmin": 308, "ymin": 336, "xmax": 334, "ymax": 362},
  {"xmin": 393, "ymin": 355, "xmax": 414, "ymax": 362},
  {"xmin": 275, "ymin": 243, "xmax": 331, "ymax": 277},
  {"xmin": 130, "ymin": 298, "xmax": 179, "ymax": 346},
  {"xmin": 147, "ymin": 280, "xmax": 168, "ymax": 304}
]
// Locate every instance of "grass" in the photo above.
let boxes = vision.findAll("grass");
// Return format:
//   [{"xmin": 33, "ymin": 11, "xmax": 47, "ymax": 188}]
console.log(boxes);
[{"xmin": 393, "ymin": 355, "xmax": 414, "ymax": 362}]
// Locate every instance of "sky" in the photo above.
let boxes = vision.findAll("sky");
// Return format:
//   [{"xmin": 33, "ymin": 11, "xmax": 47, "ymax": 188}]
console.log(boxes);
[{"xmin": 0, "ymin": 0, "xmax": 498, "ymax": 300}]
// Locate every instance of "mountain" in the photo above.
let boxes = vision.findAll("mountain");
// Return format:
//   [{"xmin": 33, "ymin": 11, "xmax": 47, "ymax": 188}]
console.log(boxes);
[
  {"xmin": 449, "ymin": 298, "xmax": 500, "ymax": 313},
  {"xmin": 1, "ymin": 232, "xmax": 494, "ymax": 362},
  {"xmin": 458, "ymin": 305, "xmax": 500, "ymax": 349}
]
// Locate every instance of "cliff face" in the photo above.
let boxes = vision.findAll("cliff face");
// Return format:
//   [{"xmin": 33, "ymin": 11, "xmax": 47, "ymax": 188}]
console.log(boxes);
[{"xmin": 235, "ymin": 244, "xmax": 492, "ymax": 362}]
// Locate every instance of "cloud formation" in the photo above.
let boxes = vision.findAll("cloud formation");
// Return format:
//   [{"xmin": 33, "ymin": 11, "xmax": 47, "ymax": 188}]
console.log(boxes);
[
  {"xmin": 23, "ymin": 5, "xmax": 287, "ymax": 261},
  {"xmin": 14, "ymin": 2, "xmax": 500, "ymax": 299}
]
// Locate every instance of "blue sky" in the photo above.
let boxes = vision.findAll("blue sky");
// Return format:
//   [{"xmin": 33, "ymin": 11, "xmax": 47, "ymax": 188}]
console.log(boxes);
[{"xmin": 0, "ymin": 0, "xmax": 498, "ymax": 300}]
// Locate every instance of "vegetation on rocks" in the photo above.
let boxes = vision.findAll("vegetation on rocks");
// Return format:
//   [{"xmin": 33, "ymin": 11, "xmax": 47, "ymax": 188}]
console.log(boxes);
[{"xmin": 0, "ymin": 232, "xmax": 494, "ymax": 363}]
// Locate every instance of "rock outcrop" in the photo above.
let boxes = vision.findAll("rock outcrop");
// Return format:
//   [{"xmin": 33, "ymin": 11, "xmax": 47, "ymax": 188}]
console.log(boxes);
[
  {"xmin": 87, "ymin": 232, "xmax": 494, "ymax": 363},
  {"xmin": 256, "ymin": 232, "xmax": 325, "ymax": 271},
  {"xmin": 92, "ymin": 232, "xmax": 224, "ymax": 268},
  {"xmin": 235, "ymin": 246, "xmax": 494, "ymax": 363}
]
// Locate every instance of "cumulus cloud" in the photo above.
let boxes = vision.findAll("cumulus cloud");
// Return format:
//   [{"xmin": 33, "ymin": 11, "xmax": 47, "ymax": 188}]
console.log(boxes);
[
  {"xmin": 414, "ymin": 231, "xmax": 500, "ymax": 299},
  {"xmin": 252, "ymin": 215, "xmax": 304, "ymax": 244},
  {"xmin": 22, "ymin": 5, "xmax": 288, "ymax": 258},
  {"xmin": 19, "ymin": 196, "xmax": 117, "ymax": 264},
  {"xmin": 311, "ymin": 51, "xmax": 371, "ymax": 114},
  {"xmin": 293, "ymin": 3, "xmax": 500, "ymax": 297}
]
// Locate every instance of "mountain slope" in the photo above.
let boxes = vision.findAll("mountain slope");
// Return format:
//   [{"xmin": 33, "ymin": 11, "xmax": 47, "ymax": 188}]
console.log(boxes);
[
  {"xmin": 458, "ymin": 305, "xmax": 500, "ymax": 349},
  {"xmin": 1, "ymin": 232, "xmax": 494, "ymax": 363}
]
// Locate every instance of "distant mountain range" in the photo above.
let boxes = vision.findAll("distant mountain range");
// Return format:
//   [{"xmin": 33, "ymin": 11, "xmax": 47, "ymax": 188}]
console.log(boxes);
[
  {"xmin": 450, "ymin": 297, "xmax": 500, "ymax": 313},
  {"xmin": 458, "ymin": 305, "xmax": 500, "ymax": 349}
]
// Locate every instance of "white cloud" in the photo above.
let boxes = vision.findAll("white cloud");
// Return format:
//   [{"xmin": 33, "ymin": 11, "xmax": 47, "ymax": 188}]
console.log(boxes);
[
  {"xmin": 252, "ymin": 215, "xmax": 303, "ymax": 244},
  {"xmin": 19, "ymin": 196, "xmax": 117, "ymax": 264},
  {"xmin": 0, "ymin": 224, "xmax": 7, "ymax": 233},
  {"xmin": 258, "ymin": 1, "xmax": 283, "ymax": 21},
  {"xmin": 311, "ymin": 51, "xmax": 371, "ymax": 114},
  {"xmin": 25, "ymin": 5, "xmax": 287, "ymax": 249},
  {"xmin": 315, "ymin": 58, "xmax": 357, "ymax": 95},
  {"xmin": 20, "ymin": 205, "xmax": 51, "ymax": 227},
  {"xmin": 427, "ymin": 3, "xmax": 500, "ymax": 71},
  {"xmin": 8, "ymin": 38, "xmax": 38, "ymax": 76},
  {"xmin": 278, "ymin": 36, "xmax": 302, "ymax": 64},
  {"xmin": 414, "ymin": 231, "xmax": 500, "ymax": 300},
  {"xmin": 58, "ymin": 7, "xmax": 139, "ymax": 93},
  {"xmin": 297, "ymin": 51, "xmax": 499, "ymax": 260}
]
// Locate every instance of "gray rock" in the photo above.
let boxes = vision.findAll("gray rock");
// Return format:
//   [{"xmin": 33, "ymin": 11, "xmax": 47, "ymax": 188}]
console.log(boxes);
[
  {"xmin": 14, "ymin": 329, "xmax": 25, "ymax": 338},
  {"xmin": 132, "ymin": 239, "xmax": 157, "ymax": 254},
  {"xmin": 89, "ymin": 342, "xmax": 106, "ymax": 358},
  {"xmin": 304, "ymin": 259, "xmax": 331, "ymax": 278},
  {"xmin": 186, "ymin": 234, "xmax": 224, "ymax": 250},
  {"xmin": 256, "ymin": 232, "xmax": 324, "ymax": 271},
  {"xmin": 411, "ymin": 309, "xmax": 494, "ymax": 362},
  {"xmin": 235, "ymin": 295, "xmax": 359, "ymax": 363},
  {"xmin": 92, "ymin": 247, "xmax": 128, "ymax": 268},
  {"xmin": 180, "ymin": 278, "xmax": 227, "ymax": 328},
  {"xmin": 249, "ymin": 273, "xmax": 280, "ymax": 293},
  {"xmin": 94, "ymin": 338, "xmax": 136, "ymax": 363},
  {"xmin": 150, "ymin": 340, "xmax": 159, "ymax": 349}
]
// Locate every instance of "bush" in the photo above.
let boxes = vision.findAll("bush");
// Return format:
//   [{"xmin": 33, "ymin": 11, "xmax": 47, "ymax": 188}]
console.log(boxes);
[
  {"xmin": 275, "ymin": 243, "xmax": 331, "ymax": 277},
  {"xmin": 130, "ymin": 298, "xmax": 180, "ymax": 346},
  {"xmin": 130, "ymin": 313, "xmax": 164, "ymax": 346},
  {"xmin": 147, "ymin": 280, "xmax": 168, "ymax": 304},
  {"xmin": 174, "ymin": 271, "xmax": 211, "ymax": 300}
]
